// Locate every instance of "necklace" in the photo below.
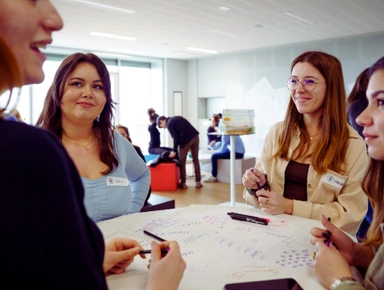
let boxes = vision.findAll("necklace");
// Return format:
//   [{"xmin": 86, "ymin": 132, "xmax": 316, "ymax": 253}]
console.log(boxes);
[
  {"xmin": 310, "ymin": 133, "xmax": 321, "ymax": 140},
  {"xmin": 308, "ymin": 130, "xmax": 320, "ymax": 140},
  {"xmin": 62, "ymin": 135, "xmax": 95, "ymax": 150}
]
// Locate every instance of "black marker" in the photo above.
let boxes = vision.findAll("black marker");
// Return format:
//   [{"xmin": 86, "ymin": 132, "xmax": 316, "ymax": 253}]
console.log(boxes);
[{"xmin": 228, "ymin": 212, "xmax": 269, "ymax": 226}]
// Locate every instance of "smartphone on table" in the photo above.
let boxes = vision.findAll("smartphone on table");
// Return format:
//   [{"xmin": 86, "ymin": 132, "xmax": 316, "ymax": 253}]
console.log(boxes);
[{"xmin": 223, "ymin": 278, "xmax": 303, "ymax": 290}]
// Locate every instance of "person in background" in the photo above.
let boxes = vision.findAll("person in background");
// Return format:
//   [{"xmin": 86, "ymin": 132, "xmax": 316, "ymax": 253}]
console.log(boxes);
[
  {"xmin": 116, "ymin": 124, "xmax": 151, "ymax": 203},
  {"xmin": 147, "ymin": 108, "xmax": 173, "ymax": 155},
  {"xmin": 207, "ymin": 114, "xmax": 222, "ymax": 150},
  {"xmin": 347, "ymin": 68, "xmax": 373, "ymax": 241},
  {"xmin": 204, "ymin": 135, "xmax": 245, "ymax": 183},
  {"xmin": 0, "ymin": 1, "xmax": 185, "ymax": 289},
  {"xmin": 37, "ymin": 53, "xmax": 150, "ymax": 222},
  {"xmin": 116, "ymin": 124, "xmax": 146, "ymax": 161},
  {"xmin": 242, "ymin": 51, "xmax": 368, "ymax": 236},
  {"xmin": 347, "ymin": 68, "xmax": 369, "ymax": 138},
  {"xmin": 3, "ymin": 113, "xmax": 17, "ymax": 121},
  {"xmin": 310, "ymin": 56, "xmax": 384, "ymax": 290},
  {"xmin": 157, "ymin": 115, "xmax": 202, "ymax": 189},
  {"xmin": 3, "ymin": 108, "xmax": 23, "ymax": 122},
  {"xmin": 10, "ymin": 108, "xmax": 23, "ymax": 121}
]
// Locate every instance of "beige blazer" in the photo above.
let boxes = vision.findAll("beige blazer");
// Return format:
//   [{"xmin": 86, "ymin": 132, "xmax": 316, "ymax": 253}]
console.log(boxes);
[{"xmin": 244, "ymin": 122, "xmax": 368, "ymax": 236}]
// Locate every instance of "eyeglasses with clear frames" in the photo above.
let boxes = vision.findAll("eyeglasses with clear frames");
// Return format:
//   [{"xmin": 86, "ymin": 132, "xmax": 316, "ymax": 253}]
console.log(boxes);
[{"xmin": 286, "ymin": 78, "xmax": 325, "ymax": 91}]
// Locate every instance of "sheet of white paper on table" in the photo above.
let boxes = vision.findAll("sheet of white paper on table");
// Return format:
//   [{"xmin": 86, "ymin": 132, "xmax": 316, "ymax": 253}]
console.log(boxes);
[{"xmin": 97, "ymin": 205, "xmax": 325, "ymax": 290}]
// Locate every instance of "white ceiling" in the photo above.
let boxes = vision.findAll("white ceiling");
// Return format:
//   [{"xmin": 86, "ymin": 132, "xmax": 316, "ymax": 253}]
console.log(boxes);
[{"xmin": 50, "ymin": 0, "xmax": 384, "ymax": 60}]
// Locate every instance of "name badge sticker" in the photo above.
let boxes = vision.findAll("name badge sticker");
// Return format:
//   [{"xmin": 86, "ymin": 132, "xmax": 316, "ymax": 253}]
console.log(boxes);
[
  {"xmin": 322, "ymin": 173, "xmax": 345, "ymax": 189},
  {"xmin": 106, "ymin": 177, "xmax": 129, "ymax": 187}
]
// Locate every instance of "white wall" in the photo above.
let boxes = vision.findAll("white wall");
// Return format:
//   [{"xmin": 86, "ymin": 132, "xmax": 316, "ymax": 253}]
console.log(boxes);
[
  {"xmin": 185, "ymin": 32, "xmax": 384, "ymax": 158},
  {"xmin": 150, "ymin": 60, "xmax": 164, "ymax": 117},
  {"xmin": 162, "ymin": 59, "xmax": 188, "ymax": 147}
]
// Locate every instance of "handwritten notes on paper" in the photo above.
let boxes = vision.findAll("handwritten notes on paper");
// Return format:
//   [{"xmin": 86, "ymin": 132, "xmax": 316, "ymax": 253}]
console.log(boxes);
[{"xmin": 97, "ymin": 205, "xmax": 324, "ymax": 290}]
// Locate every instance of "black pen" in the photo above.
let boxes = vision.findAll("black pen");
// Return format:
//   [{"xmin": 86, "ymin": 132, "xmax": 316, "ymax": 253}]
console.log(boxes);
[
  {"xmin": 251, "ymin": 168, "xmax": 270, "ymax": 191},
  {"xmin": 143, "ymin": 230, "xmax": 166, "ymax": 242},
  {"xmin": 324, "ymin": 217, "xmax": 332, "ymax": 247},
  {"xmin": 251, "ymin": 168, "xmax": 261, "ymax": 189},
  {"xmin": 139, "ymin": 249, "xmax": 169, "ymax": 255}
]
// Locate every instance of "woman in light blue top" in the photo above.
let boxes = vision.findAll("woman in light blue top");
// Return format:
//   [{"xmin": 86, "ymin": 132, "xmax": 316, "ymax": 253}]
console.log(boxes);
[
  {"xmin": 37, "ymin": 53, "xmax": 150, "ymax": 222},
  {"xmin": 82, "ymin": 131, "xmax": 149, "ymax": 221}
]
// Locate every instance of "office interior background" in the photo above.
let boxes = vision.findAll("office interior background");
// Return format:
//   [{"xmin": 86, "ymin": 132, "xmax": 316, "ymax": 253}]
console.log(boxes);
[{"xmin": 5, "ymin": 0, "xmax": 384, "ymax": 157}]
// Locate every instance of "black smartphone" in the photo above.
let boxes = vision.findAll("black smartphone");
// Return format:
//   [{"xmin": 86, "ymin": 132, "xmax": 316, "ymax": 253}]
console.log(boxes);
[{"xmin": 223, "ymin": 278, "xmax": 303, "ymax": 290}]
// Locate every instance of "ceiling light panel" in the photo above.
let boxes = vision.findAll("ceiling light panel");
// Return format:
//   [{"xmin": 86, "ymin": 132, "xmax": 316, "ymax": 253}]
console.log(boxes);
[
  {"xmin": 282, "ymin": 11, "xmax": 315, "ymax": 25},
  {"xmin": 188, "ymin": 47, "xmax": 218, "ymax": 54},
  {"xmin": 217, "ymin": 6, "xmax": 231, "ymax": 11},
  {"xmin": 90, "ymin": 32, "xmax": 137, "ymax": 41},
  {"xmin": 108, "ymin": 48, "xmax": 144, "ymax": 55},
  {"xmin": 204, "ymin": 29, "xmax": 237, "ymax": 37},
  {"xmin": 72, "ymin": 0, "xmax": 137, "ymax": 14}
]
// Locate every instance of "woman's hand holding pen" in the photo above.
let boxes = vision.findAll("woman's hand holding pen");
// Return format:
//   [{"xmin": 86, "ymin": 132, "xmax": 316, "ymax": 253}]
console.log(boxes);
[
  {"xmin": 313, "ymin": 240, "xmax": 352, "ymax": 289},
  {"xmin": 310, "ymin": 215, "xmax": 357, "ymax": 265},
  {"xmin": 103, "ymin": 237, "xmax": 146, "ymax": 275},
  {"xmin": 310, "ymin": 215, "xmax": 374, "ymax": 270},
  {"xmin": 257, "ymin": 189, "xmax": 294, "ymax": 215},
  {"xmin": 242, "ymin": 168, "xmax": 292, "ymax": 215},
  {"xmin": 242, "ymin": 168, "xmax": 265, "ymax": 189},
  {"xmin": 145, "ymin": 241, "xmax": 186, "ymax": 290}
]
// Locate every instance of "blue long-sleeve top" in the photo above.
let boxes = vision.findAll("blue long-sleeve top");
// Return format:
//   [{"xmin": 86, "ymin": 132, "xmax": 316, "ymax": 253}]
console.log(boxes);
[
  {"xmin": 215, "ymin": 135, "xmax": 245, "ymax": 154},
  {"xmin": 82, "ymin": 132, "xmax": 150, "ymax": 222}
]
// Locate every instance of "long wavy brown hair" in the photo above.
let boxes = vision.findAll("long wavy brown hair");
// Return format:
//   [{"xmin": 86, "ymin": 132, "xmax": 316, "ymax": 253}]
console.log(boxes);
[
  {"xmin": 362, "ymin": 56, "xmax": 384, "ymax": 247},
  {"xmin": 362, "ymin": 159, "xmax": 384, "ymax": 247},
  {"xmin": 0, "ymin": 36, "xmax": 23, "ymax": 116},
  {"xmin": 36, "ymin": 53, "xmax": 118, "ymax": 174},
  {"xmin": 275, "ymin": 51, "xmax": 349, "ymax": 175}
]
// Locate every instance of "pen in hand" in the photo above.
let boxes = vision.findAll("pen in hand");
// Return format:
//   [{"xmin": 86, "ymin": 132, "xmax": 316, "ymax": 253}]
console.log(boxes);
[
  {"xmin": 139, "ymin": 249, "xmax": 169, "ymax": 255},
  {"xmin": 143, "ymin": 230, "xmax": 166, "ymax": 242},
  {"xmin": 143, "ymin": 230, "xmax": 171, "ymax": 253},
  {"xmin": 251, "ymin": 168, "xmax": 270, "ymax": 191},
  {"xmin": 323, "ymin": 217, "xmax": 337, "ymax": 248},
  {"xmin": 251, "ymin": 168, "xmax": 261, "ymax": 189}
]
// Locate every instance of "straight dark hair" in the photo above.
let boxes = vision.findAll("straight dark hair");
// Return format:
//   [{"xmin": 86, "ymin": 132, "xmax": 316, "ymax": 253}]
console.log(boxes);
[{"xmin": 36, "ymin": 53, "xmax": 118, "ymax": 174}]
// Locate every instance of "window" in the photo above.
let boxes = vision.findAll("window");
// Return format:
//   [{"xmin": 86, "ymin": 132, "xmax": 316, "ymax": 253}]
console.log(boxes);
[{"xmin": 117, "ymin": 65, "xmax": 151, "ymax": 151}]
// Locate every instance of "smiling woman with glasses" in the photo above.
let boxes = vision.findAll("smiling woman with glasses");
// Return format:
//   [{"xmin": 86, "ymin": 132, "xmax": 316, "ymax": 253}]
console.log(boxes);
[{"xmin": 242, "ymin": 50, "xmax": 368, "ymax": 236}]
